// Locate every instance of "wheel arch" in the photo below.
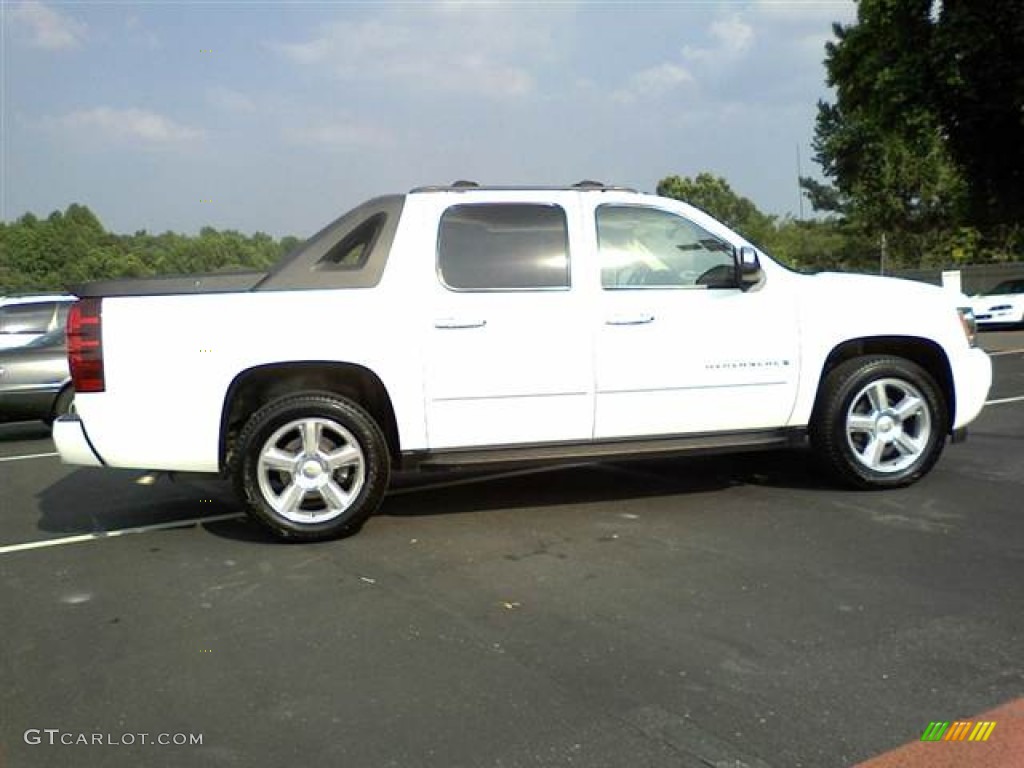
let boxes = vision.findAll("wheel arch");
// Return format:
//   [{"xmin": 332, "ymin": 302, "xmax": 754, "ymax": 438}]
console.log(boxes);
[
  {"xmin": 46, "ymin": 380, "xmax": 75, "ymax": 425},
  {"xmin": 219, "ymin": 361, "xmax": 401, "ymax": 472},
  {"xmin": 813, "ymin": 336, "xmax": 955, "ymax": 430}
]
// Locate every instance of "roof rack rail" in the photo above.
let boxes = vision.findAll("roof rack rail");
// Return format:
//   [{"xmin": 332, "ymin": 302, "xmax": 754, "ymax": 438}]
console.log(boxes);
[{"xmin": 409, "ymin": 181, "xmax": 640, "ymax": 194}]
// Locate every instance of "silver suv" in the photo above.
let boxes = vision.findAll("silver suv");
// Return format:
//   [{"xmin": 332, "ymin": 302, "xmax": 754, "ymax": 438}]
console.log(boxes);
[{"xmin": 0, "ymin": 295, "xmax": 77, "ymax": 350}]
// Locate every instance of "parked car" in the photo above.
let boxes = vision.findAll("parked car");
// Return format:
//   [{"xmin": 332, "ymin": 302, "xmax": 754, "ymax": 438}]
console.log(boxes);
[
  {"xmin": 0, "ymin": 294, "xmax": 77, "ymax": 350},
  {"xmin": 0, "ymin": 329, "xmax": 74, "ymax": 425},
  {"xmin": 969, "ymin": 278, "xmax": 1024, "ymax": 328},
  {"xmin": 54, "ymin": 181, "xmax": 992, "ymax": 542}
]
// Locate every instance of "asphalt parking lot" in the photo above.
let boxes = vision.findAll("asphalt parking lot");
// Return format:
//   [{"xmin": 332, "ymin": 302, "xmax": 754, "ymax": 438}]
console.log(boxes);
[{"xmin": 1, "ymin": 333, "xmax": 1022, "ymax": 768}]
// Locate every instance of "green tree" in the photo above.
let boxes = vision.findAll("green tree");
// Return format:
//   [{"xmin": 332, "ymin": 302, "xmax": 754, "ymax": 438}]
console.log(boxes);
[
  {"xmin": 809, "ymin": 0, "xmax": 1024, "ymax": 265},
  {"xmin": 657, "ymin": 173, "xmax": 776, "ymax": 246},
  {"xmin": 656, "ymin": 172, "xmax": 888, "ymax": 272},
  {"xmin": 798, "ymin": 176, "xmax": 847, "ymax": 215},
  {"xmin": 932, "ymin": 0, "xmax": 1024, "ymax": 230},
  {"xmin": 768, "ymin": 218, "xmax": 877, "ymax": 272},
  {"xmin": 810, "ymin": 0, "xmax": 966, "ymax": 267}
]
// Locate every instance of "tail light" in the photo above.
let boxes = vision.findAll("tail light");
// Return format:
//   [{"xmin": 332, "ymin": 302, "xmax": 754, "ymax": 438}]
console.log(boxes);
[{"xmin": 67, "ymin": 298, "xmax": 105, "ymax": 392}]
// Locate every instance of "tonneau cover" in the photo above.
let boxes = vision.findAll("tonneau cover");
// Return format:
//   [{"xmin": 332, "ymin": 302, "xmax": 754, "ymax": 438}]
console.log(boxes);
[{"xmin": 70, "ymin": 271, "xmax": 266, "ymax": 298}]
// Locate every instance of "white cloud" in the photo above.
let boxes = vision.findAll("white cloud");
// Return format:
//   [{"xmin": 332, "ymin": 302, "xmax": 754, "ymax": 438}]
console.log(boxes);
[
  {"xmin": 612, "ymin": 12, "xmax": 753, "ymax": 103},
  {"xmin": 747, "ymin": 0, "xmax": 856, "ymax": 57},
  {"xmin": 613, "ymin": 63, "xmax": 693, "ymax": 103},
  {"xmin": 284, "ymin": 116, "xmax": 393, "ymax": 151},
  {"xmin": 125, "ymin": 15, "xmax": 160, "ymax": 50},
  {"xmin": 9, "ymin": 1, "xmax": 87, "ymax": 50},
  {"xmin": 206, "ymin": 87, "xmax": 257, "ymax": 114},
  {"xmin": 268, "ymin": 6, "xmax": 569, "ymax": 99},
  {"xmin": 726, "ymin": 1, "xmax": 855, "ymax": 101},
  {"xmin": 53, "ymin": 108, "xmax": 204, "ymax": 144},
  {"xmin": 752, "ymin": 0, "xmax": 856, "ymax": 25},
  {"xmin": 682, "ymin": 15, "xmax": 755, "ymax": 64}
]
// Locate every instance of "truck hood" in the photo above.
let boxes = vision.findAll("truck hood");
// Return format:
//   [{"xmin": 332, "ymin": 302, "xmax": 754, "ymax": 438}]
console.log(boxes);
[{"xmin": 808, "ymin": 271, "xmax": 964, "ymax": 308}]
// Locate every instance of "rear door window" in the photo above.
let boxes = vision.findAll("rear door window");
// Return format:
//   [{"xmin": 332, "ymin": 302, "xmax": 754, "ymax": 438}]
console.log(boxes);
[
  {"xmin": 437, "ymin": 204, "xmax": 570, "ymax": 291},
  {"xmin": 0, "ymin": 303, "xmax": 57, "ymax": 335}
]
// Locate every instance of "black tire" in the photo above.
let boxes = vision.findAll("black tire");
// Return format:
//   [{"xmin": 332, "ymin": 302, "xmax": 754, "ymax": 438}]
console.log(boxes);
[
  {"xmin": 810, "ymin": 356, "xmax": 948, "ymax": 488},
  {"xmin": 46, "ymin": 386, "xmax": 75, "ymax": 427},
  {"xmin": 232, "ymin": 392, "xmax": 390, "ymax": 541}
]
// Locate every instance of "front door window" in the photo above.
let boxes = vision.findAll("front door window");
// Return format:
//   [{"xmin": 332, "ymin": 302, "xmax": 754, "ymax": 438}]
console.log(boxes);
[{"xmin": 597, "ymin": 205, "xmax": 736, "ymax": 290}]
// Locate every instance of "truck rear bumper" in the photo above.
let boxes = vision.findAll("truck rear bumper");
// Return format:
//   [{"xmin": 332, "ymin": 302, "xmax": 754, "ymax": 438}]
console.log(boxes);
[{"xmin": 53, "ymin": 414, "xmax": 104, "ymax": 467}]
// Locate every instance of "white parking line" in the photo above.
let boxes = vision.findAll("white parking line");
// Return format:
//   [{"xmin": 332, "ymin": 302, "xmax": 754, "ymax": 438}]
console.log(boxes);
[
  {"xmin": 985, "ymin": 394, "xmax": 1024, "ymax": 406},
  {"xmin": 0, "ymin": 451, "xmax": 59, "ymax": 463},
  {"xmin": 988, "ymin": 348, "xmax": 1024, "ymax": 357},
  {"xmin": 0, "ymin": 513, "xmax": 246, "ymax": 555}
]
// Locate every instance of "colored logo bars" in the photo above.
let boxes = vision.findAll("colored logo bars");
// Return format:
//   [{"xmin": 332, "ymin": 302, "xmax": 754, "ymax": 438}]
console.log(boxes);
[{"xmin": 921, "ymin": 721, "xmax": 997, "ymax": 742}]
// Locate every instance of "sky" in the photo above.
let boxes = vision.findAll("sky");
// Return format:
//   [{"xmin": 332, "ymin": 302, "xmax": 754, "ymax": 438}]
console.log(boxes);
[{"xmin": 1, "ymin": 0, "xmax": 858, "ymax": 238}]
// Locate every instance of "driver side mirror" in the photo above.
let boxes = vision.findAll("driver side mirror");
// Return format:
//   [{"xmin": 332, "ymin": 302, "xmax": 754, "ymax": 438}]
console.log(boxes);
[{"xmin": 736, "ymin": 245, "xmax": 764, "ymax": 290}]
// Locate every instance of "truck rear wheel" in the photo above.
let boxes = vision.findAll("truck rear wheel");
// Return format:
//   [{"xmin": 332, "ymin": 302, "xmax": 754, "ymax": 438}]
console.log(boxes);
[
  {"xmin": 232, "ymin": 392, "xmax": 390, "ymax": 541},
  {"xmin": 810, "ymin": 356, "xmax": 948, "ymax": 488}
]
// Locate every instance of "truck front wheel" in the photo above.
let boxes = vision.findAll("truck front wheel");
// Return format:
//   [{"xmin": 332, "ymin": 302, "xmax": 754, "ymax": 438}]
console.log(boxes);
[
  {"xmin": 232, "ymin": 392, "xmax": 390, "ymax": 541},
  {"xmin": 810, "ymin": 356, "xmax": 948, "ymax": 488}
]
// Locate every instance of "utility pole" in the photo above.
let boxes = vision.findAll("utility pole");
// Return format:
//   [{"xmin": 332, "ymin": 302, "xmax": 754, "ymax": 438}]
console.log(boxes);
[{"xmin": 880, "ymin": 233, "xmax": 887, "ymax": 276}]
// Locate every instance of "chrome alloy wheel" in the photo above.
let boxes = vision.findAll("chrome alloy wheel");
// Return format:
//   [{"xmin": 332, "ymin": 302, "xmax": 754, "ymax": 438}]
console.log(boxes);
[
  {"xmin": 256, "ymin": 417, "xmax": 366, "ymax": 524},
  {"xmin": 845, "ymin": 378, "xmax": 932, "ymax": 474}
]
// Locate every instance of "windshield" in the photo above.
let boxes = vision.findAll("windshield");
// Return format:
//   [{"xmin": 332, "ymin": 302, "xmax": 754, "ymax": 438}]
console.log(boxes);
[{"xmin": 989, "ymin": 279, "xmax": 1024, "ymax": 295}]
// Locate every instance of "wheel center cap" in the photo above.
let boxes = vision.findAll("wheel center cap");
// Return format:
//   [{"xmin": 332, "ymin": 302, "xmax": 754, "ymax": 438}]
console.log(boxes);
[
  {"xmin": 301, "ymin": 460, "xmax": 324, "ymax": 479},
  {"xmin": 877, "ymin": 415, "xmax": 895, "ymax": 434}
]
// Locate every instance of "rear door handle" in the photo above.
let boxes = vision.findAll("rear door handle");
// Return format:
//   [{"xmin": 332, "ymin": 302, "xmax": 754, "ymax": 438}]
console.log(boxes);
[
  {"xmin": 434, "ymin": 318, "xmax": 487, "ymax": 329},
  {"xmin": 605, "ymin": 314, "xmax": 654, "ymax": 326}
]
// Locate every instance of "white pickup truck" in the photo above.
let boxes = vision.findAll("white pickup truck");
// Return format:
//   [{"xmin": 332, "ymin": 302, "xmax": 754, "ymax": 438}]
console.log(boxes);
[{"xmin": 55, "ymin": 182, "xmax": 992, "ymax": 541}]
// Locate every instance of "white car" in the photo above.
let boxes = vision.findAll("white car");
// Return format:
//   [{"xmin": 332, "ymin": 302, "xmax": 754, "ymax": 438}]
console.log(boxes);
[
  {"xmin": 970, "ymin": 279, "xmax": 1024, "ymax": 328},
  {"xmin": 53, "ymin": 182, "xmax": 992, "ymax": 541},
  {"xmin": 0, "ymin": 294, "xmax": 77, "ymax": 350}
]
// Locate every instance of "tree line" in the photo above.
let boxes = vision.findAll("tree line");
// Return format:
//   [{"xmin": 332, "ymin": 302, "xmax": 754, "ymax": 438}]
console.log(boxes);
[
  {"xmin": 0, "ymin": 183, "xmax": 883, "ymax": 296},
  {"xmin": 0, "ymin": 165, "xmax": 1012, "ymax": 296},
  {"xmin": 657, "ymin": 173, "xmax": 878, "ymax": 272},
  {"xmin": 0, "ymin": 204, "xmax": 302, "ymax": 294}
]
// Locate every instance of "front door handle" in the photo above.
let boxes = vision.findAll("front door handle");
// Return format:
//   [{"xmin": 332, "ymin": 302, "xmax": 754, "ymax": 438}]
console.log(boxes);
[
  {"xmin": 434, "ymin": 318, "xmax": 487, "ymax": 329},
  {"xmin": 605, "ymin": 314, "xmax": 655, "ymax": 326}
]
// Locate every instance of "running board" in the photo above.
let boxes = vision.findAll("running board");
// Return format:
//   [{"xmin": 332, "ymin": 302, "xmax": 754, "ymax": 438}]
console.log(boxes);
[{"xmin": 404, "ymin": 429, "xmax": 806, "ymax": 471}]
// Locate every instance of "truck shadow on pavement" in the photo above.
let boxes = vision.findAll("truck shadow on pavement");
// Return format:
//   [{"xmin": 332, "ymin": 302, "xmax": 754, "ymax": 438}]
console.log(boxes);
[
  {"xmin": 33, "ymin": 467, "xmax": 238, "ymax": 536},
  {"xmin": 380, "ymin": 448, "xmax": 834, "ymax": 520},
  {"xmin": 32, "ymin": 448, "xmax": 836, "ymax": 543}
]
